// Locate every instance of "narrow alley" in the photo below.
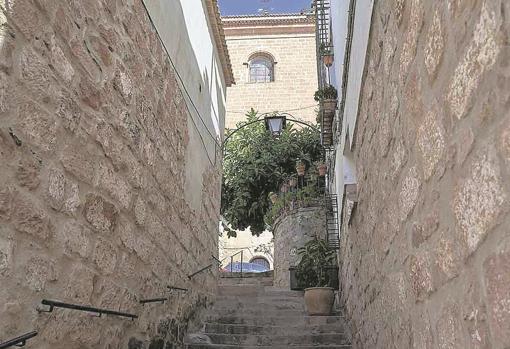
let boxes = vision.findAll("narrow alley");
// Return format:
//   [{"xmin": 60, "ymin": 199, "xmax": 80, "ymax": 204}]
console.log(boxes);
[{"xmin": 0, "ymin": 0, "xmax": 509, "ymax": 348}]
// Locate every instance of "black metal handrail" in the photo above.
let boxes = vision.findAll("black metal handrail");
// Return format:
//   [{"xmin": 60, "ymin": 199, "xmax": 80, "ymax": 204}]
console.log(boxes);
[
  {"xmin": 188, "ymin": 264, "xmax": 213, "ymax": 279},
  {"xmin": 188, "ymin": 255, "xmax": 222, "ymax": 280},
  {"xmin": 139, "ymin": 297, "xmax": 167, "ymax": 305},
  {"xmin": 38, "ymin": 299, "xmax": 138, "ymax": 320},
  {"xmin": 0, "ymin": 331, "xmax": 37, "ymax": 349},
  {"xmin": 167, "ymin": 286, "xmax": 188, "ymax": 292}
]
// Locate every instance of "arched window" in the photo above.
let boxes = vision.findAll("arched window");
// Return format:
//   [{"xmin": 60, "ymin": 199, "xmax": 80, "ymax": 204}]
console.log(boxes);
[
  {"xmin": 248, "ymin": 53, "xmax": 274, "ymax": 83},
  {"xmin": 250, "ymin": 256, "xmax": 271, "ymax": 270}
]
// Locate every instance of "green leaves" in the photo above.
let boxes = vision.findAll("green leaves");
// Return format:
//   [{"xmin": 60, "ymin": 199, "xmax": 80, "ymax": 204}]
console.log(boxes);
[
  {"xmin": 296, "ymin": 238, "xmax": 336, "ymax": 288},
  {"xmin": 221, "ymin": 109, "xmax": 322, "ymax": 236}
]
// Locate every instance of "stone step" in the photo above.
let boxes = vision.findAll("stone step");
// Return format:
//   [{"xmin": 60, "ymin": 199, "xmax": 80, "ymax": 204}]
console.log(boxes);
[
  {"xmin": 219, "ymin": 275, "xmax": 274, "ymax": 286},
  {"xmin": 207, "ymin": 308, "xmax": 308, "ymax": 317},
  {"xmin": 204, "ymin": 323, "xmax": 346, "ymax": 335},
  {"xmin": 204, "ymin": 315, "xmax": 346, "ymax": 326},
  {"xmin": 186, "ymin": 344, "xmax": 352, "ymax": 349},
  {"xmin": 218, "ymin": 286, "xmax": 303, "ymax": 297},
  {"xmin": 212, "ymin": 301, "xmax": 305, "ymax": 311},
  {"xmin": 203, "ymin": 333, "xmax": 350, "ymax": 346},
  {"xmin": 214, "ymin": 296, "xmax": 304, "ymax": 304}
]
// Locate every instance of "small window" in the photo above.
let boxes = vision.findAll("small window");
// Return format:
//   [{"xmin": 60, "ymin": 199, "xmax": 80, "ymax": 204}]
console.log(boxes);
[{"xmin": 249, "ymin": 54, "xmax": 274, "ymax": 83}]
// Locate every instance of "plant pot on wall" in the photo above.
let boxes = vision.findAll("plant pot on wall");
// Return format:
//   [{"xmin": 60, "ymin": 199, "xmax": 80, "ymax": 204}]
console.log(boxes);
[
  {"xmin": 296, "ymin": 161, "xmax": 306, "ymax": 176},
  {"xmin": 322, "ymin": 53, "xmax": 334, "ymax": 67},
  {"xmin": 317, "ymin": 163, "xmax": 327, "ymax": 177},
  {"xmin": 304, "ymin": 287, "xmax": 335, "ymax": 315}
]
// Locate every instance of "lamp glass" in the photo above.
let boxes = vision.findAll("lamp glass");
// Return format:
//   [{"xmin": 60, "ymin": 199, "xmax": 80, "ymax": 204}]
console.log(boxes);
[{"xmin": 265, "ymin": 115, "xmax": 286, "ymax": 137}]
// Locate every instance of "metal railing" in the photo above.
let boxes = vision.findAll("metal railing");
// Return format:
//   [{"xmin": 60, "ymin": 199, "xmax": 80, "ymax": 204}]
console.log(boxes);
[
  {"xmin": 38, "ymin": 299, "xmax": 138, "ymax": 320},
  {"xmin": 188, "ymin": 256, "xmax": 221, "ymax": 280},
  {"xmin": 0, "ymin": 331, "xmax": 37, "ymax": 349}
]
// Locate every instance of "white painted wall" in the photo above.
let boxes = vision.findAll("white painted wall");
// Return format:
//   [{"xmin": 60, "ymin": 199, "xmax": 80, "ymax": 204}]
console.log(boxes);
[
  {"xmin": 329, "ymin": 0, "xmax": 374, "ymax": 228},
  {"xmin": 142, "ymin": 0, "xmax": 228, "ymax": 208}
]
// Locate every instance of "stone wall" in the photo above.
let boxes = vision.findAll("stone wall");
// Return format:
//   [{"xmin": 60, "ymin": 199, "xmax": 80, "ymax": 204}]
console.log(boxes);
[
  {"xmin": 339, "ymin": 0, "xmax": 510, "ymax": 348},
  {"xmin": 224, "ymin": 31, "xmax": 318, "ymax": 128},
  {"xmin": 0, "ymin": 0, "xmax": 221, "ymax": 348},
  {"xmin": 273, "ymin": 206, "xmax": 326, "ymax": 288}
]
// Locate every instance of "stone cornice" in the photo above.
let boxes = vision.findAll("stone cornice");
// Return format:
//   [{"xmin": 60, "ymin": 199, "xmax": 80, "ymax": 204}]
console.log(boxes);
[
  {"xmin": 204, "ymin": 0, "xmax": 235, "ymax": 86},
  {"xmin": 222, "ymin": 13, "xmax": 315, "ymax": 28}
]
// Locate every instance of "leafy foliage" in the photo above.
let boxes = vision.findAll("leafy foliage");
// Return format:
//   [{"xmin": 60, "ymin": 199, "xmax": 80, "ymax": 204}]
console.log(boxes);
[
  {"xmin": 221, "ymin": 109, "xmax": 322, "ymax": 236},
  {"xmin": 314, "ymin": 85, "xmax": 338, "ymax": 101},
  {"xmin": 296, "ymin": 238, "xmax": 336, "ymax": 288},
  {"xmin": 264, "ymin": 184, "xmax": 322, "ymax": 227}
]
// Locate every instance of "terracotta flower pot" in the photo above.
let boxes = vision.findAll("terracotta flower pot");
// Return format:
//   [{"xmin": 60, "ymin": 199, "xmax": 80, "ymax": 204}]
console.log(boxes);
[
  {"xmin": 322, "ymin": 54, "xmax": 334, "ymax": 67},
  {"xmin": 296, "ymin": 162, "xmax": 306, "ymax": 176},
  {"xmin": 317, "ymin": 164, "xmax": 327, "ymax": 176},
  {"xmin": 304, "ymin": 287, "xmax": 335, "ymax": 315}
]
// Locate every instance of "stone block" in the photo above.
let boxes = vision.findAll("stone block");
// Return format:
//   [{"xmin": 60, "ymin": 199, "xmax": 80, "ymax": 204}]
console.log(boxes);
[
  {"xmin": 424, "ymin": 9, "xmax": 445, "ymax": 80},
  {"xmin": 13, "ymin": 195, "xmax": 51, "ymax": 240},
  {"xmin": 56, "ymin": 90, "xmax": 82, "ymax": 132},
  {"xmin": 46, "ymin": 167, "xmax": 81, "ymax": 214},
  {"xmin": 409, "ymin": 251, "xmax": 433, "ymax": 302},
  {"xmin": 96, "ymin": 163, "xmax": 132, "ymax": 210},
  {"xmin": 58, "ymin": 221, "xmax": 90, "ymax": 258},
  {"xmin": 448, "ymin": 2, "xmax": 500, "ymax": 119},
  {"xmin": 0, "ymin": 235, "xmax": 13, "ymax": 275},
  {"xmin": 93, "ymin": 237, "xmax": 117, "ymax": 274},
  {"xmin": 49, "ymin": 38, "xmax": 75, "ymax": 83},
  {"xmin": 60, "ymin": 145, "xmax": 96, "ymax": 185},
  {"xmin": 483, "ymin": 245, "xmax": 510, "ymax": 344},
  {"xmin": 435, "ymin": 302, "xmax": 465, "ymax": 349},
  {"xmin": 79, "ymin": 77, "xmax": 102, "ymax": 110},
  {"xmin": 65, "ymin": 264, "xmax": 95, "ymax": 303},
  {"xmin": 453, "ymin": 148, "xmax": 506, "ymax": 254},
  {"xmin": 399, "ymin": 166, "xmax": 421, "ymax": 221},
  {"xmin": 25, "ymin": 256, "xmax": 57, "ymax": 291},
  {"xmin": 16, "ymin": 101, "xmax": 57, "ymax": 152},
  {"xmin": 134, "ymin": 196, "xmax": 147, "ymax": 226},
  {"xmin": 0, "ymin": 186, "xmax": 13, "ymax": 221},
  {"xmin": 16, "ymin": 156, "xmax": 41, "ymax": 190},
  {"xmin": 3, "ymin": 0, "xmax": 44, "ymax": 40},
  {"xmin": 417, "ymin": 109, "xmax": 445, "ymax": 180},
  {"xmin": 83, "ymin": 193, "xmax": 118, "ymax": 234}
]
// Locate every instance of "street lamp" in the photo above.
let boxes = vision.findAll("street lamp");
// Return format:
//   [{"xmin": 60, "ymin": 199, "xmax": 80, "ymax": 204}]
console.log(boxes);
[{"xmin": 264, "ymin": 115, "xmax": 286, "ymax": 137}]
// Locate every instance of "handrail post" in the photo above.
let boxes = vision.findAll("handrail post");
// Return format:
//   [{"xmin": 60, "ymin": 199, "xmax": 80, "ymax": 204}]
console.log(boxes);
[
  {"xmin": 230, "ymin": 256, "xmax": 233, "ymax": 272},
  {"xmin": 240, "ymin": 250, "xmax": 243, "ymax": 277}
]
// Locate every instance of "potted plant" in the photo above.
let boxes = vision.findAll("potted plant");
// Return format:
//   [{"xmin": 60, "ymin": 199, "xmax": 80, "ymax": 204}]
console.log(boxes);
[
  {"xmin": 296, "ymin": 160, "xmax": 306, "ymax": 176},
  {"xmin": 320, "ymin": 43, "xmax": 334, "ymax": 67},
  {"xmin": 314, "ymin": 85, "xmax": 337, "ymax": 115},
  {"xmin": 296, "ymin": 238, "xmax": 337, "ymax": 315},
  {"xmin": 269, "ymin": 192, "xmax": 278, "ymax": 204},
  {"xmin": 316, "ymin": 162, "xmax": 327, "ymax": 176}
]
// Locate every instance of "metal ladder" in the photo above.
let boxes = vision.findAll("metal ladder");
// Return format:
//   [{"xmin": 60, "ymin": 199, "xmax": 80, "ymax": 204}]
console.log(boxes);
[{"xmin": 325, "ymin": 193, "xmax": 340, "ymax": 249}]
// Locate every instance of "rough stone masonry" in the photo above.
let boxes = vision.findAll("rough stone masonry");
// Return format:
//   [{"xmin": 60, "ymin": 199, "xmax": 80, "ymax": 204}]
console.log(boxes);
[
  {"xmin": 0, "ymin": 0, "xmax": 222, "ymax": 348},
  {"xmin": 339, "ymin": 0, "xmax": 510, "ymax": 347}
]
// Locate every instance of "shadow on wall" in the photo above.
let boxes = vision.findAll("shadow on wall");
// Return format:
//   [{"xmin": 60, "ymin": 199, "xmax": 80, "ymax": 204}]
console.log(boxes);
[{"xmin": 0, "ymin": 0, "xmax": 222, "ymax": 348}]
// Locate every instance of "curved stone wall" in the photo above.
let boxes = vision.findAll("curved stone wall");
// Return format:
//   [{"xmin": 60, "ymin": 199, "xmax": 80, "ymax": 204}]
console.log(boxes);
[{"xmin": 273, "ymin": 206, "xmax": 326, "ymax": 288}]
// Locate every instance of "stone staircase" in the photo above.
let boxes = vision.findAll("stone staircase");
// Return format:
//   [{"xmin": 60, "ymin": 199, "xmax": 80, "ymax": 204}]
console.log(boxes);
[{"xmin": 186, "ymin": 273, "xmax": 351, "ymax": 349}]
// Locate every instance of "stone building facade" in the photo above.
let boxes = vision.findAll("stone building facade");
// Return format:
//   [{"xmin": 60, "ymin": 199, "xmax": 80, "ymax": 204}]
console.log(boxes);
[
  {"xmin": 326, "ymin": 0, "xmax": 510, "ymax": 348},
  {"xmin": 0, "ymin": 0, "xmax": 232, "ymax": 348},
  {"xmin": 223, "ymin": 14, "xmax": 318, "ymax": 128}
]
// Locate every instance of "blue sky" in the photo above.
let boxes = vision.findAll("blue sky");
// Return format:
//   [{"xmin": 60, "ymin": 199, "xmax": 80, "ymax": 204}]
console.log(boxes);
[{"xmin": 218, "ymin": 0, "xmax": 312, "ymax": 16}]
